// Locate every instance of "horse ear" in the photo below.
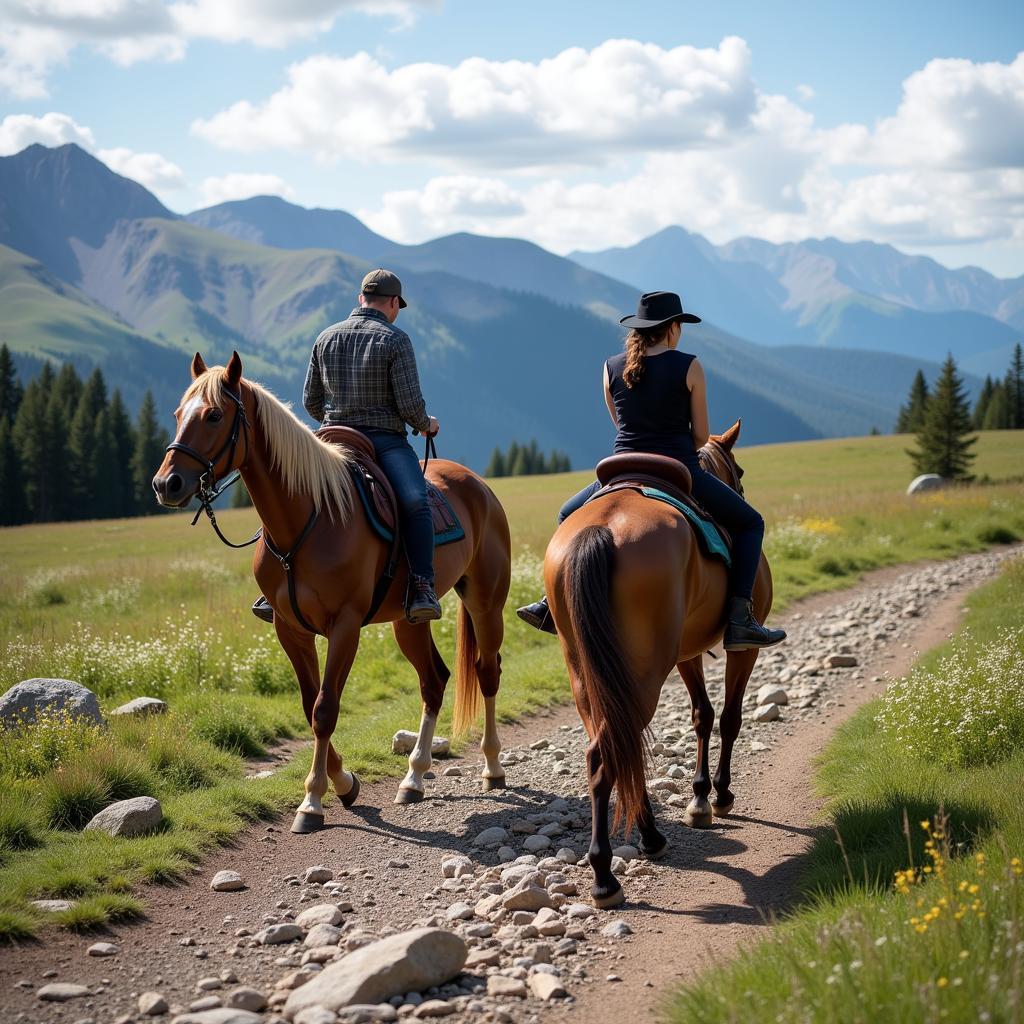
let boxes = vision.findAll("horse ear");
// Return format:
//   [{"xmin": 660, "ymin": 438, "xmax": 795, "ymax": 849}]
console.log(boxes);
[
  {"xmin": 722, "ymin": 419, "xmax": 741, "ymax": 450},
  {"xmin": 225, "ymin": 350, "xmax": 242, "ymax": 389},
  {"xmin": 191, "ymin": 352, "xmax": 207, "ymax": 379}
]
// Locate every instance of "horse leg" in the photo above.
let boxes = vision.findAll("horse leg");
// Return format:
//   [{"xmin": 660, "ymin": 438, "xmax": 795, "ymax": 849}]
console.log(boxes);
[
  {"xmin": 391, "ymin": 620, "xmax": 450, "ymax": 805},
  {"xmin": 713, "ymin": 648, "xmax": 759, "ymax": 817},
  {"xmin": 637, "ymin": 789, "xmax": 668, "ymax": 859},
  {"xmin": 678, "ymin": 655, "xmax": 715, "ymax": 829},
  {"xmin": 586, "ymin": 737, "xmax": 625, "ymax": 909},
  {"xmin": 273, "ymin": 618, "xmax": 355, "ymax": 804},
  {"xmin": 292, "ymin": 616, "xmax": 361, "ymax": 834}
]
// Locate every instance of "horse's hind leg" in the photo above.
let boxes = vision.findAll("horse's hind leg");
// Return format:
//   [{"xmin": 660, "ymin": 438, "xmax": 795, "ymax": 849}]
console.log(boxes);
[
  {"xmin": 637, "ymin": 790, "xmax": 668, "ymax": 859},
  {"xmin": 713, "ymin": 648, "xmax": 758, "ymax": 817},
  {"xmin": 678, "ymin": 655, "xmax": 715, "ymax": 829},
  {"xmin": 391, "ymin": 620, "xmax": 450, "ymax": 804},
  {"xmin": 586, "ymin": 738, "xmax": 625, "ymax": 909}
]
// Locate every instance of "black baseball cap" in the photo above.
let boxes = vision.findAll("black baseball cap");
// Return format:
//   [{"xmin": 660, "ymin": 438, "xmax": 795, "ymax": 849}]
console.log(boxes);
[{"xmin": 361, "ymin": 268, "xmax": 407, "ymax": 308}]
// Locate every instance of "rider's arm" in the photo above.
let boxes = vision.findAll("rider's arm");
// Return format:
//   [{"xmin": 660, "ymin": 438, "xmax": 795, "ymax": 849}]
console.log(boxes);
[
  {"xmin": 688, "ymin": 358, "xmax": 710, "ymax": 450},
  {"xmin": 303, "ymin": 341, "xmax": 325, "ymax": 423},
  {"xmin": 390, "ymin": 332, "xmax": 431, "ymax": 434},
  {"xmin": 603, "ymin": 362, "xmax": 617, "ymax": 428}
]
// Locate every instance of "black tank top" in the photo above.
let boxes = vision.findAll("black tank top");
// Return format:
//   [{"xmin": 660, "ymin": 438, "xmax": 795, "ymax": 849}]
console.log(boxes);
[{"xmin": 606, "ymin": 349, "xmax": 698, "ymax": 467}]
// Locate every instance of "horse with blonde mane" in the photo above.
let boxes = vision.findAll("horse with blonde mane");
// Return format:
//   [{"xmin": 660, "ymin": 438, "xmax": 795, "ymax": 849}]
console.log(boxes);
[
  {"xmin": 153, "ymin": 352, "xmax": 511, "ymax": 832},
  {"xmin": 544, "ymin": 421, "xmax": 773, "ymax": 908}
]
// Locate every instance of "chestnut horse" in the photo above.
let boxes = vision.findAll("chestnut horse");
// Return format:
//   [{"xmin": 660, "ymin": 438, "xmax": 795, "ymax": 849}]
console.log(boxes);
[
  {"xmin": 544, "ymin": 421, "xmax": 772, "ymax": 908},
  {"xmin": 153, "ymin": 353, "xmax": 511, "ymax": 833}
]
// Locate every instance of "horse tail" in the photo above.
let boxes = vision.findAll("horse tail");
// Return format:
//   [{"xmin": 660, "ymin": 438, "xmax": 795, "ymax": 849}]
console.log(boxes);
[
  {"xmin": 452, "ymin": 600, "xmax": 481, "ymax": 738},
  {"xmin": 563, "ymin": 525, "xmax": 650, "ymax": 833}
]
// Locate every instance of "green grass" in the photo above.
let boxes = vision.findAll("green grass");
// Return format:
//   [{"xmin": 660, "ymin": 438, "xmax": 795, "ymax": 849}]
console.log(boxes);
[
  {"xmin": 667, "ymin": 556, "xmax": 1024, "ymax": 1024},
  {"xmin": 1, "ymin": 431, "xmax": 1022, "ymax": 940}
]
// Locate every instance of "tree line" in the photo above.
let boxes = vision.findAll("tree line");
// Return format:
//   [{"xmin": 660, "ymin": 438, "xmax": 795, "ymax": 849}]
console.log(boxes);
[
  {"xmin": 0, "ymin": 345, "xmax": 170, "ymax": 526},
  {"xmin": 485, "ymin": 439, "xmax": 571, "ymax": 478}
]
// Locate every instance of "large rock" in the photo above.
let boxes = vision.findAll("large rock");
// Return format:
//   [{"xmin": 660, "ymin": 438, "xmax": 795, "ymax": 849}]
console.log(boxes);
[
  {"xmin": 907, "ymin": 474, "xmax": 944, "ymax": 495},
  {"xmin": 285, "ymin": 928, "xmax": 466, "ymax": 1015},
  {"xmin": 1, "ymin": 678, "xmax": 102, "ymax": 729},
  {"xmin": 85, "ymin": 796, "xmax": 162, "ymax": 837},
  {"xmin": 112, "ymin": 696, "xmax": 167, "ymax": 717}
]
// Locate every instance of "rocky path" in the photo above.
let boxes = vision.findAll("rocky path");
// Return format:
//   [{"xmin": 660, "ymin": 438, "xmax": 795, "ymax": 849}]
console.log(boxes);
[{"xmin": 1, "ymin": 548, "xmax": 1017, "ymax": 1024}]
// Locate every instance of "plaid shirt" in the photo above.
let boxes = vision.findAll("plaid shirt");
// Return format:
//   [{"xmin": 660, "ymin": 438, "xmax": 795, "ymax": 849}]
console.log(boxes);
[{"xmin": 302, "ymin": 308, "xmax": 430, "ymax": 435}]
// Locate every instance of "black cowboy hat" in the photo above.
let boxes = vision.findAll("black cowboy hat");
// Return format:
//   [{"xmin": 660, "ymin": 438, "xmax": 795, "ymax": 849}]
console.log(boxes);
[{"xmin": 619, "ymin": 291, "xmax": 702, "ymax": 330}]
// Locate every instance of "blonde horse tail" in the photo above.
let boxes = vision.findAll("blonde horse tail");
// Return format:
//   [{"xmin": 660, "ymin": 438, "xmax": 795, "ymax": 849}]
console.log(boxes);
[
  {"xmin": 563, "ymin": 525, "xmax": 650, "ymax": 832},
  {"xmin": 452, "ymin": 600, "xmax": 481, "ymax": 738}
]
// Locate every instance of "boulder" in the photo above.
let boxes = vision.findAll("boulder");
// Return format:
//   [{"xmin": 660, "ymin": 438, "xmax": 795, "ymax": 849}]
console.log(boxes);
[
  {"xmin": 285, "ymin": 928, "xmax": 466, "ymax": 1015},
  {"xmin": 907, "ymin": 474, "xmax": 944, "ymax": 495},
  {"xmin": 1, "ymin": 678, "xmax": 102, "ymax": 730},
  {"xmin": 85, "ymin": 796, "xmax": 162, "ymax": 837},
  {"xmin": 111, "ymin": 696, "xmax": 167, "ymax": 717},
  {"xmin": 390, "ymin": 731, "xmax": 450, "ymax": 757}
]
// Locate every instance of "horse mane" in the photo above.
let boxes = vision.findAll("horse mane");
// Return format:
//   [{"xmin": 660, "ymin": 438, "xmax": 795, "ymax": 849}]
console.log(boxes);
[{"xmin": 182, "ymin": 369, "xmax": 354, "ymax": 523}]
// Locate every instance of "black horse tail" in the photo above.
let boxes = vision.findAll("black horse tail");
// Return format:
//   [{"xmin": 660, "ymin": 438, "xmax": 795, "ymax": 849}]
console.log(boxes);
[{"xmin": 563, "ymin": 525, "xmax": 650, "ymax": 832}]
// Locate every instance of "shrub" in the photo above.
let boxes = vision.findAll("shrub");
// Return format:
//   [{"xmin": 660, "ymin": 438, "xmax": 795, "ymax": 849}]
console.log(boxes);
[
  {"xmin": 977, "ymin": 524, "xmax": 1019, "ymax": 544},
  {"xmin": 0, "ymin": 709, "xmax": 101, "ymax": 779},
  {"xmin": 40, "ymin": 764, "xmax": 110, "ymax": 830},
  {"xmin": 90, "ymin": 746, "xmax": 158, "ymax": 802},
  {"xmin": 0, "ymin": 790, "xmax": 45, "ymax": 858}
]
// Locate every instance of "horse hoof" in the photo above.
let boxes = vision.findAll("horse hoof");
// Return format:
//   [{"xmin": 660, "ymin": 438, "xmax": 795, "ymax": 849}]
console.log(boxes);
[
  {"xmin": 340, "ymin": 773, "xmax": 360, "ymax": 809},
  {"xmin": 592, "ymin": 885, "xmax": 626, "ymax": 910},
  {"xmin": 482, "ymin": 775, "xmax": 506, "ymax": 792},
  {"xmin": 639, "ymin": 837, "xmax": 669, "ymax": 861},
  {"xmin": 684, "ymin": 808, "xmax": 715, "ymax": 829},
  {"xmin": 394, "ymin": 787, "xmax": 424, "ymax": 805},
  {"xmin": 291, "ymin": 810, "xmax": 325, "ymax": 834},
  {"xmin": 712, "ymin": 799, "xmax": 735, "ymax": 817}
]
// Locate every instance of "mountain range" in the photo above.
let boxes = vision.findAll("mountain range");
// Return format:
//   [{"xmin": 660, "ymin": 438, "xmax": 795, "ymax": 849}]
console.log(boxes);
[{"xmin": 1, "ymin": 143, "xmax": 1018, "ymax": 470}]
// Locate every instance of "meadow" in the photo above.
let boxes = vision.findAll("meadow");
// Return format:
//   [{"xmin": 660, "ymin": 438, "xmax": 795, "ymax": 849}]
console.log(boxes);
[{"xmin": 0, "ymin": 431, "xmax": 1022, "ymax": 938}]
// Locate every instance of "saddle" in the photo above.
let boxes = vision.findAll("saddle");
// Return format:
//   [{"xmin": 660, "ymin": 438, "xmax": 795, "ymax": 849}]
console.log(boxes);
[
  {"xmin": 589, "ymin": 452, "xmax": 732, "ymax": 567},
  {"xmin": 315, "ymin": 426, "xmax": 463, "ymax": 545}
]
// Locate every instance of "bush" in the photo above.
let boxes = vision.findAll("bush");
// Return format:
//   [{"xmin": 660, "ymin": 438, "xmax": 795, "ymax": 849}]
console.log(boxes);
[
  {"xmin": 0, "ymin": 790, "xmax": 45, "ymax": 858},
  {"xmin": 40, "ymin": 764, "xmax": 110, "ymax": 830},
  {"xmin": 976, "ymin": 524, "xmax": 1019, "ymax": 544},
  {"xmin": 0, "ymin": 709, "xmax": 101, "ymax": 779}
]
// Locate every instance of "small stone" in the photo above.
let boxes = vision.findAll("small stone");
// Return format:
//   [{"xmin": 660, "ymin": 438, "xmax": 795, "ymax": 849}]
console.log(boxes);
[
  {"xmin": 750, "ymin": 740, "xmax": 769, "ymax": 752},
  {"xmin": 84, "ymin": 796, "xmax": 162, "ymax": 838},
  {"xmin": 601, "ymin": 921, "xmax": 633, "ymax": 938},
  {"xmin": 440, "ymin": 857, "xmax": 473, "ymax": 879},
  {"xmin": 611, "ymin": 845, "xmax": 638, "ymax": 862},
  {"xmin": 565, "ymin": 904, "xmax": 596, "ymax": 921},
  {"xmin": 529, "ymin": 739, "xmax": 549, "ymax": 751},
  {"xmin": 296, "ymin": 904, "xmax": 345, "ymax": 929},
  {"xmin": 755, "ymin": 684, "xmax": 788, "ymax": 706},
  {"xmin": 139, "ymin": 991, "xmax": 169, "ymax": 1016},
  {"xmin": 464, "ymin": 948, "xmax": 501, "ymax": 970},
  {"xmin": 31, "ymin": 899, "xmax": 75, "ymax": 912},
  {"xmin": 555, "ymin": 848, "xmax": 577, "ymax": 864},
  {"xmin": 825, "ymin": 654, "xmax": 858, "ymax": 668},
  {"xmin": 305, "ymin": 924, "xmax": 343, "ymax": 948},
  {"xmin": 529, "ymin": 974, "xmax": 567, "ymax": 1000},
  {"xmin": 197, "ymin": 978, "xmax": 223, "ymax": 992},
  {"xmin": 414, "ymin": 1000, "xmax": 456, "ymax": 1018},
  {"xmin": 111, "ymin": 696, "xmax": 167, "ymax": 717},
  {"xmin": 88, "ymin": 941, "xmax": 118, "ymax": 957},
  {"xmin": 226, "ymin": 987, "xmax": 267, "ymax": 1012},
  {"xmin": 502, "ymin": 883, "xmax": 552, "ymax": 913},
  {"xmin": 522, "ymin": 835, "xmax": 551, "ymax": 854},
  {"xmin": 37, "ymin": 983, "xmax": 91, "ymax": 1001},
  {"xmin": 188, "ymin": 997, "xmax": 224, "ymax": 1011},
  {"xmin": 169, "ymin": 1010, "xmax": 263, "ymax": 1023},
  {"xmin": 294, "ymin": 1008, "xmax": 338, "ymax": 1024},
  {"xmin": 304, "ymin": 866, "xmax": 335, "ymax": 884},
  {"xmin": 486, "ymin": 976, "xmax": 526, "ymax": 998},
  {"xmin": 441, "ymin": 766, "xmax": 462, "ymax": 777},
  {"xmin": 472, "ymin": 826, "xmax": 509, "ymax": 848},
  {"xmin": 445, "ymin": 902, "xmax": 474, "ymax": 922},
  {"xmin": 256, "ymin": 923, "xmax": 304, "ymax": 945},
  {"xmin": 752, "ymin": 703, "xmax": 780, "ymax": 723},
  {"xmin": 210, "ymin": 870, "xmax": 245, "ymax": 892}
]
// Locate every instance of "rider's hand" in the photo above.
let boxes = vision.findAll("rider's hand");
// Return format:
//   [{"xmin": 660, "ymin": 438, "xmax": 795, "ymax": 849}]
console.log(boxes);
[{"xmin": 426, "ymin": 416, "xmax": 440, "ymax": 437}]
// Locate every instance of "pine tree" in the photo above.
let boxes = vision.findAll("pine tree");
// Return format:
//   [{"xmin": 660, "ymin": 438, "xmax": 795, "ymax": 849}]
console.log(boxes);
[
  {"xmin": 0, "ymin": 343, "xmax": 22, "ymax": 424},
  {"xmin": 982, "ymin": 383, "xmax": 1011, "ymax": 430},
  {"xmin": 485, "ymin": 447, "xmax": 507, "ymax": 478},
  {"xmin": 973, "ymin": 376, "xmax": 995, "ymax": 429},
  {"xmin": 13, "ymin": 370, "xmax": 58, "ymax": 521},
  {"xmin": 509, "ymin": 446, "xmax": 529, "ymax": 476},
  {"xmin": 68, "ymin": 392, "xmax": 100, "ymax": 518},
  {"xmin": 107, "ymin": 390, "xmax": 137, "ymax": 517},
  {"xmin": 896, "ymin": 370, "xmax": 930, "ymax": 433},
  {"xmin": 91, "ymin": 409, "xmax": 119, "ymax": 519},
  {"xmin": 1006, "ymin": 342, "xmax": 1024, "ymax": 429},
  {"xmin": 506, "ymin": 441, "xmax": 521, "ymax": 475},
  {"xmin": 525, "ymin": 440, "xmax": 541, "ymax": 475},
  {"xmin": 0, "ymin": 417, "xmax": 27, "ymax": 525},
  {"xmin": 908, "ymin": 354, "xmax": 976, "ymax": 480},
  {"xmin": 51, "ymin": 362, "xmax": 83, "ymax": 419},
  {"xmin": 132, "ymin": 391, "xmax": 169, "ymax": 513}
]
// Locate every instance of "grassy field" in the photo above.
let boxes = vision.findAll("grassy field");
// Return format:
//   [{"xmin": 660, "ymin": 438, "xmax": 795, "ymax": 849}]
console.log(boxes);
[
  {"xmin": 1, "ymin": 431, "xmax": 1022, "ymax": 939},
  {"xmin": 667, "ymin": 555, "xmax": 1024, "ymax": 1024}
]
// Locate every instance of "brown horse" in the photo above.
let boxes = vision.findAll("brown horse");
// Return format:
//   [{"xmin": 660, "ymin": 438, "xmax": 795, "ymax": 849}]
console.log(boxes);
[
  {"xmin": 153, "ymin": 352, "xmax": 512, "ymax": 832},
  {"xmin": 544, "ymin": 421, "xmax": 772, "ymax": 908}
]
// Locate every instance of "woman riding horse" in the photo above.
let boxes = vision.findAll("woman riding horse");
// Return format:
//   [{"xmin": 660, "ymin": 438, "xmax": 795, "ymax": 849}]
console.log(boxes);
[{"xmin": 518, "ymin": 290, "xmax": 785, "ymax": 653}]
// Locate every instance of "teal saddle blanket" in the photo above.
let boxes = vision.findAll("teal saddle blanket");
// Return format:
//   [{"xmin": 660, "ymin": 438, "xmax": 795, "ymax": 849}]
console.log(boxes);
[
  {"xmin": 640, "ymin": 487, "xmax": 732, "ymax": 568},
  {"xmin": 351, "ymin": 468, "xmax": 466, "ymax": 548}
]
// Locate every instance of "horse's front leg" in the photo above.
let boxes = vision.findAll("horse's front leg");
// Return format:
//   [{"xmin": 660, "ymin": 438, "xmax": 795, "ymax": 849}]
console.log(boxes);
[
  {"xmin": 292, "ymin": 615, "xmax": 361, "ymax": 834},
  {"xmin": 678, "ymin": 655, "xmax": 715, "ymax": 828},
  {"xmin": 713, "ymin": 647, "xmax": 759, "ymax": 817}
]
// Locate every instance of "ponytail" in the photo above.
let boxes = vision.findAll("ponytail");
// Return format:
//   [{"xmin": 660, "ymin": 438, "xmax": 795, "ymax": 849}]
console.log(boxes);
[{"xmin": 622, "ymin": 324, "xmax": 673, "ymax": 388}]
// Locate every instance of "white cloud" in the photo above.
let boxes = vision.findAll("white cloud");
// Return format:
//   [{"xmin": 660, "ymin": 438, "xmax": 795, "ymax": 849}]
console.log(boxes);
[
  {"xmin": 192, "ymin": 37, "xmax": 759, "ymax": 166},
  {"xmin": 98, "ymin": 146, "xmax": 186, "ymax": 190},
  {"xmin": 198, "ymin": 172, "xmax": 295, "ymax": 206},
  {"xmin": 0, "ymin": 0, "xmax": 432, "ymax": 97},
  {"xmin": 0, "ymin": 110, "xmax": 94, "ymax": 153},
  {"xmin": 796, "ymin": 83, "xmax": 815, "ymax": 102}
]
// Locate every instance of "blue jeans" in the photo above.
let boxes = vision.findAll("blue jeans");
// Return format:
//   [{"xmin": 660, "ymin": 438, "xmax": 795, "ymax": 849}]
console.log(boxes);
[
  {"xmin": 363, "ymin": 429, "xmax": 434, "ymax": 581},
  {"xmin": 558, "ymin": 468, "xmax": 764, "ymax": 600}
]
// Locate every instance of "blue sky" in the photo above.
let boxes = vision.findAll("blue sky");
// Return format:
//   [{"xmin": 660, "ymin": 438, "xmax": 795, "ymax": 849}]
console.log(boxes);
[{"xmin": 1, "ymin": 0, "xmax": 1022, "ymax": 275}]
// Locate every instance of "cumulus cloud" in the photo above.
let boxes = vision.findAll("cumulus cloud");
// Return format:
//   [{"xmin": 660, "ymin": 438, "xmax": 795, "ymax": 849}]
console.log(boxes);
[
  {"xmin": 192, "ymin": 37, "xmax": 759, "ymax": 166},
  {"xmin": 0, "ymin": 110, "xmax": 94, "ymax": 153},
  {"xmin": 198, "ymin": 172, "xmax": 295, "ymax": 206},
  {"xmin": 0, "ymin": 0, "xmax": 432, "ymax": 97},
  {"xmin": 98, "ymin": 146, "xmax": 186, "ymax": 191}
]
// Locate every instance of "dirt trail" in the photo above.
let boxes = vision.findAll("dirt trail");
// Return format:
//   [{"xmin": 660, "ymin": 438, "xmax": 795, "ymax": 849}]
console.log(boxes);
[{"xmin": 0, "ymin": 549, "xmax": 1016, "ymax": 1024}]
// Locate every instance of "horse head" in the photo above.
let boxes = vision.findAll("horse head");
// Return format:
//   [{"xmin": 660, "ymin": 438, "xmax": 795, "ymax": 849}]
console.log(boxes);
[
  {"xmin": 700, "ymin": 418, "xmax": 745, "ymax": 497},
  {"xmin": 152, "ymin": 351, "xmax": 250, "ymax": 508}
]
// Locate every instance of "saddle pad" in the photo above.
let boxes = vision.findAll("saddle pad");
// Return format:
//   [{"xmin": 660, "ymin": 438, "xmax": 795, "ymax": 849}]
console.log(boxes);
[
  {"xmin": 352, "ymin": 469, "xmax": 465, "ymax": 548},
  {"xmin": 641, "ymin": 487, "xmax": 732, "ymax": 568}
]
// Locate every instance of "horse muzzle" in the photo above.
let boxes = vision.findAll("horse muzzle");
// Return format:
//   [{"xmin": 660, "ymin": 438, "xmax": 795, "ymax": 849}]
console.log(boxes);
[{"xmin": 152, "ymin": 469, "xmax": 197, "ymax": 508}]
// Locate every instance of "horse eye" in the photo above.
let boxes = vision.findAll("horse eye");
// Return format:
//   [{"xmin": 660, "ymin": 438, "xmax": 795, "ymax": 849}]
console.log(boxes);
[{"xmin": 208, "ymin": 409, "xmax": 224, "ymax": 423}]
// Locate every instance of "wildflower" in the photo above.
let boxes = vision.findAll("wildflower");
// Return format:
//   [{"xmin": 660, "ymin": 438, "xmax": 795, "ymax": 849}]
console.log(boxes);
[{"xmin": 937, "ymin": 978, "xmax": 948, "ymax": 989}]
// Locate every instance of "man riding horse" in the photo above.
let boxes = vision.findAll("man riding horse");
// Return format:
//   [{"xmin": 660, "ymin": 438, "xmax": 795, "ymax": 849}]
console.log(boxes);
[{"xmin": 253, "ymin": 268, "xmax": 443, "ymax": 624}]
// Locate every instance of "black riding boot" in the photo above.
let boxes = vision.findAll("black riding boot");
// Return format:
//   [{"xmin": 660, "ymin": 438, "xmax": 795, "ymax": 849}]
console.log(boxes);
[
  {"xmin": 516, "ymin": 595, "xmax": 557, "ymax": 634},
  {"xmin": 723, "ymin": 596, "xmax": 786, "ymax": 652},
  {"xmin": 406, "ymin": 574, "xmax": 442, "ymax": 624},
  {"xmin": 252, "ymin": 595, "xmax": 274, "ymax": 624}
]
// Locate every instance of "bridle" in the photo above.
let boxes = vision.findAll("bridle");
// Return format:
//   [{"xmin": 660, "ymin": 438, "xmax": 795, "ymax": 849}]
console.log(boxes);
[{"xmin": 165, "ymin": 385, "xmax": 262, "ymax": 549}]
